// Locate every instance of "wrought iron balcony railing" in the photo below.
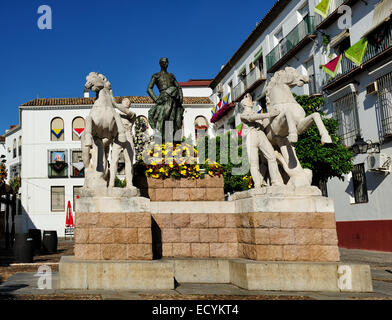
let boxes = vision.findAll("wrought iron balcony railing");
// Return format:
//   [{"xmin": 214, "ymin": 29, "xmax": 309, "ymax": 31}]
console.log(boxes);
[
  {"xmin": 324, "ymin": 21, "xmax": 392, "ymax": 86},
  {"xmin": 266, "ymin": 15, "xmax": 316, "ymax": 72},
  {"xmin": 232, "ymin": 67, "xmax": 266, "ymax": 101}
]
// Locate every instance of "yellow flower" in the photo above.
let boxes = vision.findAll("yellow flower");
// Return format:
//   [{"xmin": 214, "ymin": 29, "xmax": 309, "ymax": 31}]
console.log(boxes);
[
  {"xmin": 147, "ymin": 168, "xmax": 153, "ymax": 173},
  {"xmin": 195, "ymin": 165, "xmax": 199, "ymax": 171},
  {"xmin": 169, "ymin": 164, "xmax": 174, "ymax": 168},
  {"xmin": 151, "ymin": 174, "xmax": 159, "ymax": 179},
  {"xmin": 208, "ymin": 171, "xmax": 213, "ymax": 176},
  {"xmin": 159, "ymin": 168, "xmax": 165, "ymax": 173},
  {"xmin": 153, "ymin": 153, "xmax": 159, "ymax": 157},
  {"xmin": 151, "ymin": 161, "xmax": 156, "ymax": 166},
  {"xmin": 180, "ymin": 170, "xmax": 187, "ymax": 176}
]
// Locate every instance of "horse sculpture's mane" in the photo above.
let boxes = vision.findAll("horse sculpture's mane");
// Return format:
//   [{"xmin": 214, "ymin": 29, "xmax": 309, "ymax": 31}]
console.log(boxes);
[{"xmin": 266, "ymin": 67, "xmax": 299, "ymax": 106}]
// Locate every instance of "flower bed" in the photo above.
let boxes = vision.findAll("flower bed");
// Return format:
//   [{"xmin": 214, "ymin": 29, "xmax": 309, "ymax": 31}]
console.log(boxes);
[{"xmin": 133, "ymin": 143, "xmax": 225, "ymax": 201}]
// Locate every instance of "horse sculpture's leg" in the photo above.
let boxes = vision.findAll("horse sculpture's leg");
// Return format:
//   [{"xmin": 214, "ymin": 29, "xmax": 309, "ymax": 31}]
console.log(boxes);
[
  {"xmin": 84, "ymin": 115, "xmax": 94, "ymax": 147},
  {"xmin": 297, "ymin": 113, "xmax": 332, "ymax": 144},
  {"xmin": 109, "ymin": 140, "xmax": 121, "ymax": 188},
  {"xmin": 271, "ymin": 111, "xmax": 298, "ymax": 143}
]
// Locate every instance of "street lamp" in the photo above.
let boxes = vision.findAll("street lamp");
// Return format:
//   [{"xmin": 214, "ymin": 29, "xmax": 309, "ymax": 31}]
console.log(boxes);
[
  {"xmin": 352, "ymin": 134, "xmax": 368, "ymax": 154},
  {"xmin": 352, "ymin": 134, "xmax": 381, "ymax": 154}
]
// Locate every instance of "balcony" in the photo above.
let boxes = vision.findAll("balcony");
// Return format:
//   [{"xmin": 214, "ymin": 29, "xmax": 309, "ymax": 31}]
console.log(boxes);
[
  {"xmin": 232, "ymin": 67, "xmax": 266, "ymax": 102},
  {"xmin": 315, "ymin": 0, "xmax": 360, "ymax": 30},
  {"xmin": 323, "ymin": 20, "xmax": 392, "ymax": 90},
  {"xmin": 266, "ymin": 15, "xmax": 316, "ymax": 73}
]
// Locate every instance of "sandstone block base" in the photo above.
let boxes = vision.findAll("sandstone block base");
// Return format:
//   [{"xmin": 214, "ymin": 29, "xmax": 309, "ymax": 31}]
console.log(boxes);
[
  {"xmin": 59, "ymin": 256, "xmax": 373, "ymax": 292},
  {"xmin": 59, "ymin": 256, "xmax": 174, "ymax": 290}
]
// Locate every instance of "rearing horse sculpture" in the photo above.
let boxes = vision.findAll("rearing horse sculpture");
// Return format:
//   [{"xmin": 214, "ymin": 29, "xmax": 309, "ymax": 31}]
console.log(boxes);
[
  {"xmin": 266, "ymin": 67, "xmax": 332, "ymax": 145},
  {"xmin": 81, "ymin": 72, "xmax": 130, "ymax": 189}
]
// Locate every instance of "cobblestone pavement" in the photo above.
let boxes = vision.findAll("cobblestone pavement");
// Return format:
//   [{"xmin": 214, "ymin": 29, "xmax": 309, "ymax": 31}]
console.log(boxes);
[{"xmin": 0, "ymin": 243, "xmax": 392, "ymax": 300}]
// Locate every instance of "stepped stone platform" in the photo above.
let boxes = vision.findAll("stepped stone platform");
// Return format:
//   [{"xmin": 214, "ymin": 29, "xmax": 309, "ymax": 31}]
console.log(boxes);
[{"xmin": 62, "ymin": 185, "xmax": 373, "ymax": 292}]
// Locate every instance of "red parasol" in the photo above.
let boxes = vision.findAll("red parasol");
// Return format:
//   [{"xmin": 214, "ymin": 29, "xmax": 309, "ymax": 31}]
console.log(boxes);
[{"xmin": 66, "ymin": 201, "xmax": 74, "ymax": 227}]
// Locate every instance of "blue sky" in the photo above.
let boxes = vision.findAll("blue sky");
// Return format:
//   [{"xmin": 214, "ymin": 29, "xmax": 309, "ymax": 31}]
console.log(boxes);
[{"xmin": 0, "ymin": 0, "xmax": 273, "ymax": 134}]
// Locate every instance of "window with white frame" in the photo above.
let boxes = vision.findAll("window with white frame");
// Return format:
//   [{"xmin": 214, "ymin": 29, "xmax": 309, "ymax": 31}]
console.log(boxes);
[
  {"xmin": 333, "ymin": 92, "xmax": 360, "ymax": 147},
  {"xmin": 48, "ymin": 150, "xmax": 68, "ymax": 178},
  {"xmin": 70, "ymin": 149, "xmax": 84, "ymax": 177},
  {"xmin": 51, "ymin": 186, "xmax": 65, "ymax": 211}
]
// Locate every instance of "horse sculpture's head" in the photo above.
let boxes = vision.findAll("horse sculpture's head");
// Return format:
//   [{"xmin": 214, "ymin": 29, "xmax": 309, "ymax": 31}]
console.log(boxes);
[
  {"xmin": 270, "ymin": 67, "xmax": 309, "ymax": 89},
  {"xmin": 85, "ymin": 72, "xmax": 111, "ymax": 93}
]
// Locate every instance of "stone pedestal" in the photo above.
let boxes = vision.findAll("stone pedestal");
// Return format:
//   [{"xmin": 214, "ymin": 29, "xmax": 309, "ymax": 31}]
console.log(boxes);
[
  {"xmin": 74, "ymin": 196, "xmax": 153, "ymax": 260},
  {"xmin": 59, "ymin": 186, "xmax": 372, "ymax": 292},
  {"xmin": 135, "ymin": 176, "xmax": 225, "ymax": 201}
]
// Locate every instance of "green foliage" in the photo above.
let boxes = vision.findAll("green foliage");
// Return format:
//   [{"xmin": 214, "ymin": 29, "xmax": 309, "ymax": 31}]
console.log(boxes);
[
  {"xmin": 197, "ymin": 132, "xmax": 252, "ymax": 194},
  {"xmin": 0, "ymin": 162, "xmax": 7, "ymax": 185},
  {"xmin": 115, "ymin": 176, "xmax": 127, "ymax": 188},
  {"xmin": 293, "ymin": 95, "xmax": 354, "ymax": 185},
  {"xmin": 9, "ymin": 176, "xmax": 20, "ymax": 193}
]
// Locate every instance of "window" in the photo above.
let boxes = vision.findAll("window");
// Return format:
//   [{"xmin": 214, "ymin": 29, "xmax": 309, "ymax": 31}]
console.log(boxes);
[
  {"xmin": 51, "ymin": 186, "xmax": 65, "ymax": 211},
  {"xmin": 73, "ymin": 186, "xmax": 82, "ymax": 210},
  {"xmin": 377, "ymin": 72, "xmax": 392, "ymax": 137},
  {"xmin": 71, "ymin": 149, "xmax": 84, "ymax": 177},
  {"xmin": 352, "ymin": 164, "xmax": 368, "ymax": 203},
  {"xmin": 48, "ymin": 150, "xmax": 68, "ymax": 178},
  {"xmin": 72, "ymin": 117, "xmax": 85, "ymax": 141},
  {"xmin": 18, "ymin": 136, "xmax": 22, "ymax": 157},
  {"xmin": 13, "ymin": 139, "xmax": 16, "ymax": 158},
  {"xmin": 333, "ymin": 93, "xmax": 360, "ymax": 146},
  {"xmin": 305, "ymin": 59, "xmax": 317, "ymax": 95},
  {"xmin": 51, "ymin": 117, "xmax": 64, "ymax": 141},
  {"xmin": 194, "ymin": 116, "xmax": 208, "ymax": 140},
  {"xmin": 9, "ymin": 164, "xmax": 20, "ymax": 179}
]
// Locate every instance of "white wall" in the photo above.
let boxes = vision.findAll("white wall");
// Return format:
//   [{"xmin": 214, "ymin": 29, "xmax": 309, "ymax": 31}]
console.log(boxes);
[
  {"xmin": 4, "ymin": 127, "xmax": 22, "ymax": 183},
  {"xmin": 182, "ymin": 87, "xmax": 213, "ymax": 97}
]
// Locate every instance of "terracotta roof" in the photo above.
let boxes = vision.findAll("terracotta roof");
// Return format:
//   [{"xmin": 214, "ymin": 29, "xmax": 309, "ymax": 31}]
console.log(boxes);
[
  {"xmin": 21, "ymin": 96, "xmax": 213, "ymax": 107},
  {"xmin": 210, "ymin": 0, "xmax": 290, "ymax": 89},
  {"xmin": 179, "ymin": 79, "xmax": 213, "ymax": 87}
]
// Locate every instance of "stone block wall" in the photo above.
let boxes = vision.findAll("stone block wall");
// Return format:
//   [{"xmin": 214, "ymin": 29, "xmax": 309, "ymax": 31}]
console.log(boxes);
[
  {"xmin": 238, "ymin": 212, "xmax": 340, "ymax": 261},
  {"xmin": 136, "ymin": 176, "xmax": 224, "ymax": 201},
  {"xmin": 74, "ymin": 212, "xmax": 153, "ymax": 260},
  {"xmin": 152, "ymin": 213, "xmax": 240, "ymax": 258}
]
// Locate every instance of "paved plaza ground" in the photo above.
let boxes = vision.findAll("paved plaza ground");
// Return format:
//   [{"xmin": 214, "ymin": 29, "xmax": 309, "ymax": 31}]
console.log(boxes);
[{"xmin": 0, "ymin": 239, "xmax": 391, "ymax": 300}]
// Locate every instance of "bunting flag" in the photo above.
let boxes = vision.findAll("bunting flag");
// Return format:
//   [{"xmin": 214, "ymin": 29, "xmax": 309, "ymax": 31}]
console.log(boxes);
[
  {"xmin": 345, "ymin": 38, "xmax": 368, "ymax": 66},
  {"xmin": 236, "ymin": 123, "xmax": 243, "ymax": 137},
  {"xmin": 322, "ymin": 54, "xmax": 342, "ymax": 78},
  {"xmin": 211, "ymin": 101, "xmax": 222, "ymax": 115},
  {"xmin": 51, "ymin": 128, "xmax": 64, "ymax": 138},
  {"xmin": 257, "ymin": 106, "xmax": 263, "ymax": 114},
  {"xmin": 73, "ymin": 128, "xmax": 85, "ymax": 138},
  {"xmin": 315, "ymin": 0, "xmax": 331, "ymax": 18},
  {"xmin": 72, "ymin": 162, "xmax": 85, "ymax": 171},
  {"xmin": 222, "ymin": 93, "xmax": 231, "ymax": 106}
]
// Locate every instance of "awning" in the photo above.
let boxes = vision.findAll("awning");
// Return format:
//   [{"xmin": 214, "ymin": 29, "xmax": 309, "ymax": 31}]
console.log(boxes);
[
  {"xmin": 330, "ymin": 29, "xmax": 350, "ymax": 48},
  {"xmin": 364, "ymin": 0, "xmax": 392, "ymax": 37}
]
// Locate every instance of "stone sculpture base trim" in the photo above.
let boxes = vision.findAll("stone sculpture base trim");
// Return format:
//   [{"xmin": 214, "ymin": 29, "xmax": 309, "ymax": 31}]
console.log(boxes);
[{"xmin": 59, "ymin": 256, "xmax": 373, "ymax": 292}]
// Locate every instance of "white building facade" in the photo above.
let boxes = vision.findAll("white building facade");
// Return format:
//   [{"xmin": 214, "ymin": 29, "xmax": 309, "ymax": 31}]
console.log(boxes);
[{"xmin": 209, "ymin": 0, "xmax": 392, "ymax": 251}]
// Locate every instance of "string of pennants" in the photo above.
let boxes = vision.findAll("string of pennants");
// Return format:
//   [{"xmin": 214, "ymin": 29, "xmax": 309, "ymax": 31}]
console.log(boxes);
[
  {"xmin": 321, "ymin": 38, "xmax": 368, "ymax": 78},
  {"xmin": 73, "ymin": 128, "xmax": 85, "ymax": 138},
  {"xmin": 211, "ymin": 93, "xmax": 231, "ymax": 116},
  {"xmin": 316, "ymin": 0, "xmax": 369, "ymax": 78}
]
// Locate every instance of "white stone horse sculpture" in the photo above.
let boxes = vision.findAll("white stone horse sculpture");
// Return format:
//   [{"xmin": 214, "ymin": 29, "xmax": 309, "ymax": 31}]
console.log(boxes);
[
  {"xmin": 266, "ymin": 67, "xmax": 332, "ymax": 145},
  {"xmin": 81, "ymin": 72, "xmax": 131, "ymax": 191}
]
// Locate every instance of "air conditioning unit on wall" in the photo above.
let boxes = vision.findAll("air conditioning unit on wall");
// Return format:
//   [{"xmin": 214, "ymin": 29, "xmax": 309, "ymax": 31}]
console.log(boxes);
[
  {"xmin": 367, "ymin": 152, "xmax": 392, "ymax": 173},
  {"xmin": 366, "ymin": 82, "xmax": 378, "ymax": 95}
]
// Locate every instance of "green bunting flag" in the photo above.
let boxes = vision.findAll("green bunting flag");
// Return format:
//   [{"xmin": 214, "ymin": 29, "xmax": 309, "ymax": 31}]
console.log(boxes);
[
  {"xmin": 322, "ymin": 54, "xmax": 342, "ymax": 78},
  {"xmin": 315, "ymin": 0, "xmax": 331, "ymax": 18},
  {"xmin": 345, "ymin": 38, "xmax": 368, "ymax": 66},
  {"xmin": 236, "ymin": 123, "xmax": 243, "ymax": 137}
]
